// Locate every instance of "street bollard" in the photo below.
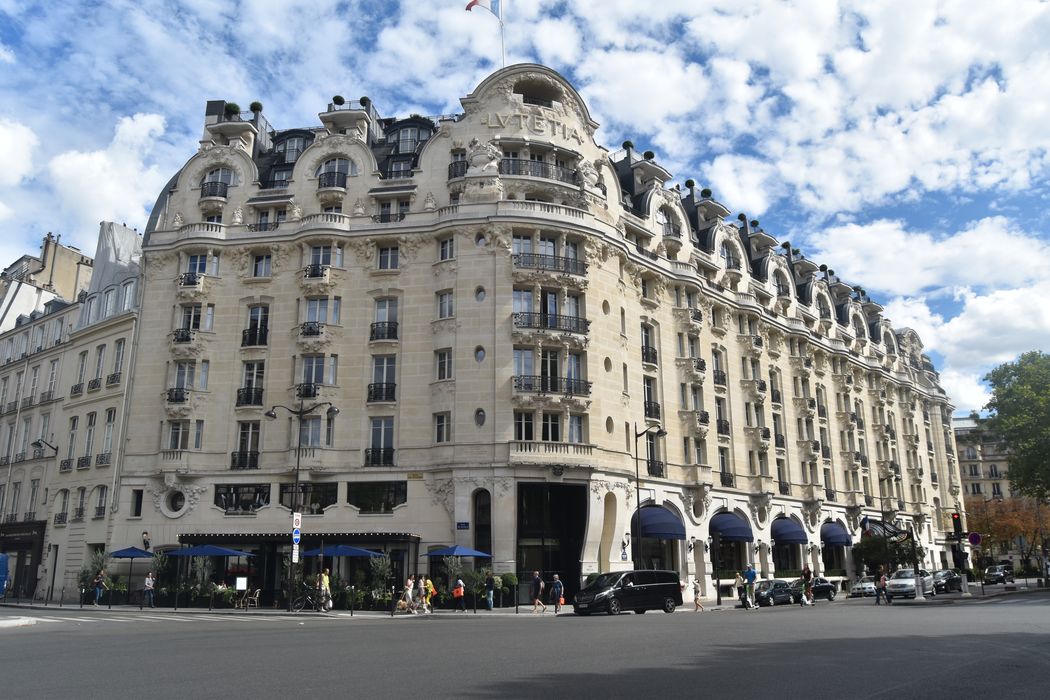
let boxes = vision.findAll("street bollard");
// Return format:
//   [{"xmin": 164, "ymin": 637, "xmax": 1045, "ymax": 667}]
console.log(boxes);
[
  {"xmin": 108, "ymin": 586, "xmax": 113, "ymax": 609},
  {"xmin": 80, "ymin": 587, "xmax": 85, "ymax": 609},
  {"xmin": 59, "ymin": 587, "xmax": 64, "ymax": 607},
  {"xmin": 350, "ymin": 585, "xmax": 354, "ymax": 617},
  {"xmin": 390, "ymin": 586, "xmax": 395, "ymax": 617}
]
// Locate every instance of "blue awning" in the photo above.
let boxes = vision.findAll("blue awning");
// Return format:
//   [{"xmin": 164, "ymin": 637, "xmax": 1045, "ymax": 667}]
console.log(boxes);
[
  {"xmin": 709, "ymin": 512, "xmax": 754, "ymax": 542},
  {"xmin": 821, "ymin": 521, "xmax": 852, "ymax": 547},
  {"xmin": 632, "ymin": 506, "xmax": 686, "ymax": 540},
  {"xmin": 770, "ymin": 517, "xmax": 808, "ymax": 545}
]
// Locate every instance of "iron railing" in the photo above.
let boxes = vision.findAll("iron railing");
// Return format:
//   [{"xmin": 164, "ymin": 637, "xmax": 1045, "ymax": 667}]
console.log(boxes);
[
  {"xmin": 511, "ymin": 253, "xmax": 587, "ymax": 276},
  {"xmin": 512, "ymin": 312, "xmax": 590, "ymax": 334},
  {"xmin": 236, "ymin": 387, "xmax": 264, "ymax": 407},
  {"xmin": 230, "ymin": 451, "xmax": 260, "ymax": 470},
  {"xmin": 365, "ymin": 448, "xmax": 396, "ymax": 466},
  {"xmin": 367, "ymin": 383, "xmax": 397, "ymax": 402},
  {"xmin": 370, "ymin": 322, "xmax": 398, "ymax": 341},
  {"xmin": 513, "ymin": 375, "xmax": 592, "ymax": 396},
  {"xmin": 242, "ymin": 327, "xmax": 268, "ymax": 346}
]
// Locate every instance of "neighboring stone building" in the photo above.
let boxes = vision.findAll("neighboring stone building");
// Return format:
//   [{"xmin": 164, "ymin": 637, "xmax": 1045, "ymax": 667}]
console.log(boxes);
[
  {"xmin": 0, "ymin": 233, "xmax": 93, "ymax": 334},
  {"xmin": 109, "ymin": 64, "xmax": 964, "ymax": 605}
]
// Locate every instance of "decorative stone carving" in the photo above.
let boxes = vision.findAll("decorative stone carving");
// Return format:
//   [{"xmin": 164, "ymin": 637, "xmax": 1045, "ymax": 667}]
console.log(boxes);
[
  {"xmin": 231, "ymin": 206, "xmax": 243, "ymax": 225},
  {"xmin": 348, "ymin": 237, "xmax": 376, "ymax": 263},
  {"xmin": 397, "ymin": 234, "xmax": 426, "ymax": 260},
  {"xmin": 578, "ymin": 159, "xmax": 599, "ymax": 189},
  {"xmin": 172, "ymin": 212, "xmax": 184, "ymax": 228},
  {"xmin": 352, "ymin": 198, "xmax": 366, "ymax": 216},
  {"xmin": 425, "ymin": 477, "xmax": 455, "ymax": 518},
  {"xmin": 423, "ymin": 192, "xmax": 437, "ymax": 211},
  {"xmin": 289, "ymin": 198, "xmax": 303, "ymax": 221},
  {"xmin": 466, "ymin": 138, "xmax": 501, "ymax": 175},
  {"xmin": 801, "ymin": 498, "xmax": 824, "ymax": 531},
  {"xmin": 150, "ymin": 474, "xmax": 207, "ymax": 519},
  {"xmin": 748, "ymin": 491, "xmax": 774, "ymax": 526}
]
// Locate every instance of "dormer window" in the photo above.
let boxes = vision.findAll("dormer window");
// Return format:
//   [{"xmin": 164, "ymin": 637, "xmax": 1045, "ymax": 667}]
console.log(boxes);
[
  {"xmin": 397, "ymin": 127, "xmax": 419, "ymax": 154},
  {"xmin": 388, "ymin": 160, "xmax": 411, "ymax": 179},
  {"xmin": 202, "ymin": 168, "xmax": 234, "ymax": 187},
  {"xmin": 818, "ymin": 297, "xmax": 832, "ymax": 320},
  {"xmin": 276, "ymin": 137, "xmax": 306, "ymax": 164},
  {"xmin": 720, "ymin": 243, "xmax": 739, "ymax": 270}
]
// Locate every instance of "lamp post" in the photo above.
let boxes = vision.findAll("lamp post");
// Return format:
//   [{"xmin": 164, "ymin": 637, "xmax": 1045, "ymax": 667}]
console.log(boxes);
[
  {"xmin": 632, "ymin": 423, "xmax": 667, "ymax": 570},
  {"xmin": 708, "ymin": 535, "xmax": 722, "ymax": 605},
  {"xmin": 878, "ymin": 472, "xmax": 901, "ymax": 575},
  {"xmin": 265, "ymin": 398, "xmax": 339, "ymax": 611}
]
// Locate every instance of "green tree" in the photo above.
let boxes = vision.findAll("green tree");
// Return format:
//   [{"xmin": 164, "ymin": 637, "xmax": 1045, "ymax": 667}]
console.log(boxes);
[{"xmin": 984, "ymin": 351, "xmax": 1050, "ymax": 499}]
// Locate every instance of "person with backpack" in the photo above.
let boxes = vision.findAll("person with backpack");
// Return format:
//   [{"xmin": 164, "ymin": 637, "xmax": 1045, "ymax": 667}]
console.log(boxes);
[
  {"xmin": 549, "ymin": 574, "xmax": 564, "ymax": 614},
  {"xmin": 531, "ymin": 570, "xmax": 546, "ymax": 613}
]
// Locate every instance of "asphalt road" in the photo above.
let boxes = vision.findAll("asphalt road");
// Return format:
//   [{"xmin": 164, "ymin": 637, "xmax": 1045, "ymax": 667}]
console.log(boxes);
[{"xmin": 2, "ymin": 592, "xmax": 1048, "ymax": 699}]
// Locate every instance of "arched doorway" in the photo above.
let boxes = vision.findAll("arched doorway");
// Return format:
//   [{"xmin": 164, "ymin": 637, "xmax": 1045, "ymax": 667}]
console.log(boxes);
[
  {"xmin": 820, "ymin": 520, "xmax": 852, "ymax": 576},
  {"xmin": 631, "ymin": 505, "xmax": 685, "ymax": 570},
  {"xmin": 473, "ymin": 489, "xmax": 492, "ymax": 556},
  {"xmin": 771, "ymin": 516, "xmax": 807, "ymax": 577},
  {"xmin": 597, "ymin": 492, "xmax": 618, "ymax": 572}
]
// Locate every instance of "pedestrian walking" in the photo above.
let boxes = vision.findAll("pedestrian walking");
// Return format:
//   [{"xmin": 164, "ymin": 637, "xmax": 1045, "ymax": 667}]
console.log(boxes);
[
  {"xmin": 416, "ymin": 574, "xmax": 427, "ymax": 614},
  {"xmin": 144, "ymin": 571, "xmax": 156, "ymax": 608},
  {"xmin": 693, "ymin": 578, "xmax": 705, "ymax": 612},
  {"xmin": 549, "ymin": 574, "xmax": 564, "ymax": 614},
  {"xmin": 735, "ymin": 571, "xmax": 748, "ymax": 608},
  {"xmin": 402, "ymin": 574, "xmax": 416, "ymax": 612},
  {"xmin": 875, "ymin": 567, "xmax": 890, "ymax": 605},
  {"xmin": 319, "ymin": 568, "xmax": 332, "ymax": 611},
  {"xmin": 485, "ymin": 570, "xmax": 495, "ymax": 610},
  {"xmin": 744, "ymin": 564, "xmax": 757, "ymax": 609},
  {"xmin": 92, "ymin": 569, "xmax": 108, "ymax": 606},
  {"xmin": 531, "ymin": 570, "xmax": 547, "ymax": 613},
  {"xmin": 454, "ymin": 576, "xmax": 466, "ymax": 612},
  {"xmin": 425, "ymin": 576, "xmax": 436, "ymax": 613},
  {"xmin": 801, "ymin": 565, "xmax": 814, "ymax": 606}
]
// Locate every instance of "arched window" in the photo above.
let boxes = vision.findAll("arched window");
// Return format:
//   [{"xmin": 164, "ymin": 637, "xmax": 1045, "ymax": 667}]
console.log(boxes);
[
  {"xmin": 201, "ymin": 167, "xmax": 234, "ymax": 185},
  {"xmin": 774, "ymin": 273, "xmax": 791, "ymax": 297},
  {"xmin": 720, "ymin": 243, "xmax": 739, "ymax": 270},
  {"xmin": 817, "ymin": 296, "xmax": 831, "ymax": 320},
  {"xmin": 316, "ymin": 158, "xmax": 356, "ymax": 188}
]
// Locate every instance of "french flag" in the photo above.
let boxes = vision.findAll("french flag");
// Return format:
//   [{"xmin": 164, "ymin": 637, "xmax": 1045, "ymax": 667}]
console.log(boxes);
[{"xmin": 466, "ymin": 0, "xmax": 501, "ymax": 18}]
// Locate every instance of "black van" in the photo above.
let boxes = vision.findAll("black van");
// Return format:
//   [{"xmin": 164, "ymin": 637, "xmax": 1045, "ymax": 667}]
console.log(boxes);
[{"xmin": 573, "ymin": 570, "xmax": 683, "ymax": 615}]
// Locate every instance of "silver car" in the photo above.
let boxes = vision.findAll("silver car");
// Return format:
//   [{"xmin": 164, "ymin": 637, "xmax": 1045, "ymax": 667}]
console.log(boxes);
[
  {"xmin": 850, "ymin": 576, "xmax": 876, "ymax": 597},
  {"xmin": 886, "ymin": 569, "xmax": 935, "ymax": 599}
]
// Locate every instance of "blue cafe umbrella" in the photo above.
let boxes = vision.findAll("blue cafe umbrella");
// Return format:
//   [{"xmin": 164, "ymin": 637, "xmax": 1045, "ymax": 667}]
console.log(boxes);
[
  {"xmin": 302, "ymin": 544, "xmax": 383, "ymax": 558},
  {"xmin": 168, "ymin": 545, "xmax": 254, "ymax": 610},
  {"xmin": 110, "ymin": 547, "xmax": 154, "ymax": 608},
  {"xmin": 424, "ymin": 545, "xmax": 491, "ymax": 558}
]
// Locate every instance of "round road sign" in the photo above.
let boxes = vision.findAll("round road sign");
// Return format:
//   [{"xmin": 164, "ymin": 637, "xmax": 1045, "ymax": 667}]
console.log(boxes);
[{"xmin": 968, "ymin": 532, "xmax": 981, "ymax": 546}]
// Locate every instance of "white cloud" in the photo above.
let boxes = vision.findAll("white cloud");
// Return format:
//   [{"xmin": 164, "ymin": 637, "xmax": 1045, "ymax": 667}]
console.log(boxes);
[
  {"xmin": 701, "ymin": 154, "xmax": 781, "ymax": 215},
  {"xmin": 0, "ymin": 118, "xmax": 38, "ymax": 186},
  {"xmin": 46, "ymin": 114, "xmax": 169, "ymax": 233},
  {"xmin": 0, "ymin": 43, "xmax": 13, "ymax": 63}
]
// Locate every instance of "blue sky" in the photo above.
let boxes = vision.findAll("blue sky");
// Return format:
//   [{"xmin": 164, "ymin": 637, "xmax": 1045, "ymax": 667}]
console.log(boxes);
[{"xmin": 1, "ymin": 0, "xmax": 1048, "ymax": 414}]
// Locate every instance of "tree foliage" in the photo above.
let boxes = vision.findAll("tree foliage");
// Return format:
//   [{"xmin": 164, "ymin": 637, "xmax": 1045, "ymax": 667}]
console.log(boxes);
[
  {"xmin": 984, "ymin": 351, "xmax": 1050, "ymax": 499},
  {"xmin": 965, "ymin": 496, "xmax": 1050, "ymax": 565},
  {"xmin": 851, "ymin": 534, "xmax": 926, "ymax": 574}
]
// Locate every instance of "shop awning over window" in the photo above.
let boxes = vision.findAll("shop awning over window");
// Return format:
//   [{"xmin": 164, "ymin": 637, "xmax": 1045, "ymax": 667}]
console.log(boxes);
[
  {"xmin": 632, "ymin": 506, "xmax": 686, "ymax": 540},
  {"xmin": 821, "ymin": 521, "xmax": 852, "ymax": 547},
  {"xmin": 770, "ymin": 517, "xmax": 808, "ymax": 545},
  {"xmin": 709, "ymin": 512, "xmax": 754, "ymax": 542}
]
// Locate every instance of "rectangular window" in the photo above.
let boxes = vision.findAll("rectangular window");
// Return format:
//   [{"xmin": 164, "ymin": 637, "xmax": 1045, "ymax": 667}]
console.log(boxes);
[
  {"xmin": 112, "ymin": 339, "xmax": 125, "ymax": 373},
  {"xmin": 76, "ymin": 352, "xmax": 88, "ymax": 383},
  {"xmin": 181, "ymin": 304, "xmax": 202, "ymax": 330},
  {"xmin": 47, "ymin": 360, "xmax": 59, "ymax": 393},
  {"xmin": 103, "ymin": 408, "xmax": 115, "ymax": 453},
  {"xmin": 434, "ymin": 412, "xmax": 451, "ymax": 443},
  {"xmin": 66, "ymin": 416, "xmax": 78, "ymax": 460},
  {"xmin": 243, "ymin": 361, "xmax": 265, "ymax": 388},
  {"xmin": 347, "ymin": 481, "xmax": 407, "ymax": 514},
  {"xmin": 542, "ymin": 413, "xmax": 561, "ymax": 442},
  {"xmin": 238, "ymin": 421, "xmax": 261, "ymax": 452},
  {"xmin": 370, "ymin": 416, "xmax": 394, "ymax": 449},
  {"xmin": 194, "ymin": 420, "xmax": 204, "ymax": 450},
  {"xmin": 372, "ymin": 355, "xmax": 396, "ymax": 385},
  {"xmin": 514, "ymin": 411, "xmax": 534, "ymax": 441},
  {"xmin": 302, "ymin": 355, "xmax": 325, "ymax": 384},
  {"xmin": 513, "ymin": 289, "xmax": 534, "ymax": 313},
  {"xmin": 253, "ymin": 254, "xmax": 272, "ymax": 277},
  {"xmin": 131, "ymin": 489, "xmax": 143, "ymax": 517},
  {"xmin": 168, "ymin": 421, "xmax": 189, "ymax": 450},
  {"xmin": 187, "ymin": 254, "xmax": 208, "ymax": 274},
  {"xmin": 438, "ymin": 238, "xmax": 455, "ymax": 261},
  {"xmin": 84, "ymin": 413, "xmax": 96, "ymax": 456},
  {"xmin": 568, "ymin": 415, "xmax": 584, "ymax": 444},
  {"xmin": 378, "ymin": 246, "xmax": 399, "ymax": 270},
  {"xmin": 437, "ymin": 291, "xmax": 454, "ymax": 319},
  {"xmin": 435, "ymin": 349, "xmax": 453, "ymax": 380},
  {"xmin": 198, "ymin": 360, "xmax": 209, "ymax": 390},
  {"xmin": 299, "ymin": 416, "xmax": 323, "ymax": 447}
]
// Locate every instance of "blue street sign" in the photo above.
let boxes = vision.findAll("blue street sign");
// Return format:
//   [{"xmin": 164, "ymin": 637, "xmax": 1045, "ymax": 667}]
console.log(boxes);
[{"xmin": 292, "ymin": 528, "xmax": 301, "ymax": 545}]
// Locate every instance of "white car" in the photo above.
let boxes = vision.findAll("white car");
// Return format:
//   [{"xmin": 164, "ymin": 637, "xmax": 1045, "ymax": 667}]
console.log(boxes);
[
  {"xmin": 886, "ymin": 569, "xmax": 935, "ymax": 599},
  {"xmin": 850, "ymin": 576, "xmax": 876, "ymax": 597}
]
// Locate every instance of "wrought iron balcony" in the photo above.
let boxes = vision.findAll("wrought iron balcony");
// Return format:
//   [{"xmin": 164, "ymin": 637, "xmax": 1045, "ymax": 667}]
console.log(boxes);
[
  {"xmin": 54, "ymin": 512, "xmax": 67, "ymax": 525},
  {"xmin": 720, "ymin": 471, "xmax": 736, "ymax": 487},
  {"xmin": 200, "ymin": 181, "xmax": 228, "ymax": 199},
  {"xmin": 93, "ymin": 506, "xmax": 106, "ymax": 519},
  {"xmin": 230, "ymin": 451, "xmax": 260, "ymax": 470},
  {"xmin": 644, "ymin": 401, "xmax": 661, "ymax": 420},
  {"xmin": 770, "ymin": 388, "xmax": 782, "ymax": 404},
  {"xmin": 697, "ymin": 410, "xmax": 710, "ymax": 425},
  {"xmin": 716, "ymin": 419, "xmax": 730, "ymax": 436},
  {"xmin": 365, "ymin": 448, "xmax": 396, "ymax": 466},
  {"xmin": 712, "ymin": 370, "xmax": 727, "ymax": 386},
  {"xmin": 825, "ymin": 488, "xmax": 837, "ymax": 502},
  {"xmin": 512, "ymin": 312, "xmax": 590, "ymax": 334},
  {"xmin": 370, "ymin": 322, "xmax": 398, "ymax": 341},
  {"xmin": 367, "ymin": 383, "xmax": 397, "ymax": 402},
  {"xmin": 371, "ymin": 212, "xmax": 406, "ymax": 223},
  {"xmin": 690, "ymin": 309, "xmax": 703, "ymax": 323},
  {"xmin": 21, "ymin": 396, "xmax": 33, "ymax": 408},
  {"xmin": 167, "ymin": 387, "xmax": 189, "ymax": 403},
  {"xmin": 317, "ymin": 171, "xmax": 347, "ymax": 189},
  {"xmin": 13, "ymin": 452, "xmax": 24, "ymax": 462},
  {"xmin": 59, "ymin": 459, "xmax": 72, "ymax": 473},
  {"xmin": 96, "ymin": 452, "xmax": 111, "ymax": 466},
  {"xmin": 759, "ymin": 427, "xmax": 771, "ymax": 440},
  {"xmin": 865, "ymin": 495, "xmax": 874, "ymax": 506},
  {"xmin": 513, "ymin": 375, "xmax": 592, "ymax": 396},
  {"xmin": 755, "ymin": 379, "xmax": 767, "ymax": 392},
  {"xmin": 775, "ymin": 433, "xmax": 786, "ymax": 448},
  {"xmin": 499, "ymin": 158, "xmax": 576, "ymax": 185},
  {"xmin": 172, "ymin": 328, "xmax": 194, "ymax": 343},
  {"xmin": 77, "ymin": 456, "xmax": 92, "ymax": 469},
  {"xmin": 178, "ymin": 272, "xmax": 201, "ymax": 286},
  {"xmin": 88, "ymin": 378, "xmax": 102, "ymax": 391},
  {"xmin": 72, "ymin": 507, "xmax": 85, "ymax": 521},
  {"xmin": 300, "ymin": 321, "xmax": 324, "ymax": 337},
  {"xmin": 241, "ymin": 327, "xmax": 268, "ymax": 346},
  {"xmin": 778, "ymin": 480, "xmax": 791, "ymax": 495},
  {"xmin": 106, "ymin": 372, "xmax": 121, "ymax": 386},
  {"xmin": 641, "ymin": 345, "xmax": 658, "ymax": 364},
  {"xmin": 662, "ymin": 222, "xmax": 682, "ymax": 239},
  {"xmin": 447, "ymin": 160, "xmax": 469, "ymax": 179},
  {"xmin": 23, "ymin": 511, "xmax": 35, "ymax": 521},
  {"xmin": 303, "ymin": 263, "xmax": 329, "ymax": 279},
  {"xmin": 511, "ymin": 252, "xmax": 587, "ymax": 276},
  {"xmin": 646, "ymin": 459, "xmax": 665, "ymax": 477},
  {"xmin": 692, "ymin": 358, "xmax": 706, "ymax": 372},
  {"xmin": 236, "ymin": 387, "xmax": 264, "ymax": 407},
  {"xmin": 38, "ymin": 390, "xmax": 53, "ymax": 403},
  {"xmin": 296, "ymin": 383, "xmax": 319, "ymax": 399},
  {"xmin": 70, "ymin": 383, "xmax": 84, "ymax": 397},
  {"xmin": 4, "ymin": 513, "xmax": 16, "ymax": 523}
]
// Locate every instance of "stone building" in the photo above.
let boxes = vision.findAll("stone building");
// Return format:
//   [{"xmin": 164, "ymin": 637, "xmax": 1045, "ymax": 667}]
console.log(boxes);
[{"xmin": 108, "ymin": 64, "xmax": 963, "ymax": 604}]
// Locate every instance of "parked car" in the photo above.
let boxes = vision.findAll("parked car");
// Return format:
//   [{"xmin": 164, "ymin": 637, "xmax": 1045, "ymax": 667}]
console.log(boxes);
[
  {"xmin": 790, "ymin": 577, "xmax": 837, "ymax": 603},
  {"xmin": 755, "ymin": 579, "xmax": 794, "ymax": 606},
  {"xmin": 886, "ymin": 569, "xmax": 935, "ymax": 599},
  {"xmin": 573, "ymin": 570, "xmax": 683, "ymax": 615},
  {"xmin": 850, "ymin": 576, "xmax": 877, "ymax": 597},
  {"xmin": 932, "ymin": 569, "xmax": 963, "ymax": 593},
  {"xmin": 983, "ymin": 565, "xmax": 1014, "ymax": 585}
]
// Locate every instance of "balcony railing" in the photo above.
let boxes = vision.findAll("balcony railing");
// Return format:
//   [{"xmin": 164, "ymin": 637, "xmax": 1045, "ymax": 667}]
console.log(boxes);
[
  {"xmin": 770, "ymin": 388, "xmax": 782, "ymax": 404},
  {"xmin": 167, "ymin": 387, "xmax": 189, "ymax": 403},
  {"xmin": 690, "ymin": 309, "xmax": 703, "ymax": 323},
  {"xmin": 13, "ymin": 452, "xmax": 24, "ymax": 462},
  {"xmin": 697, "ymin": 410, "xmax": 710, "ymax": 425},
  {"xmin": 511, "ymin": 253, "xmax": 587, "ymax": 276},
  {"xmin": 21, "ymin": 396, "xmax": 33, "ymax": 408},
  {"xmin": 3, "ymin": 513, "xmax": 16, "ymax": 523},
  {"xmin": 512, "ymin": 312, "xmax": 590, "ymax": 334},
  {"xmin": 716, "ymin": 419, "xmax": 730, "ymax": 436},
  {"xmin": 303, "ymin": 263, "xmax": 329, "ymax": 279},
  {"xmin": 172, "ymin": 328, "xmax": 194, "ymax": 343},
  {"xmin": 720, "ymin": 471, "xmax": 736, "ymax": 488},
  {"xmin": 300, "ymin": 321, "xmax": 324, "ymax": 337},
  {"xmin": 95, "ymin": 452, "xmax": 111, "ymax": 466},
  {"xmin": 38, "ymin": 390, "xmax": 53, "ymax": 403},
  {"xmin": 825, "ymin": 488, "xmax": 837, "ymax": 502},
  {"xmin": 499, "ymin": 158, "xmax": 576, "ymax": 185},
  {"xmin": 448, "ymin": 160, "xmax": 469, "ymax": 179},
  {"xmin": 236, "ymin": 387, "xmax": 264, "ymax": 407},
  {"xmin": 88, "ymin": 377, "xmax": 102, "ymax": 391},
  {"xmin": 372, "ymin": 212, "xmax": 406, "ymax": 223},
  {"xmin": 778, "ymin": 480, "xmax": 791, "ymax": 495},
  {"xmin": 821, "ymin": 444, "xmax": 831, "ymax": 459},
  {"xmin": 178, "ymin": 272, "xmax": 201, "ymax": 286},
  {"xmin": 23, "ymin": 511, "xmax": 35, "ymax": 521},
  {"xmin": 367, "ymin": 383, "xmax": 397, "ymax": 402},
  {"xmin": 241, "ymin": 327, "xmax": 268, "ymax": 346},
  {"xmin": 662, "ymin": 222, "xmax": 682, "ymax": 239},
  {"xmin": 370, "ymin": 322, "xmax": 399, "ymax": 341},
  {"xmin": 644, "ymin": 401, "xmax": 661, "ymax": 420},
  {"xmin": 641, "ymin": 345, "xmax": 658, "ymax": 364},
  {"xmin": 70, "ymin": 382, "xmax": 84, "ymax": 397},
  {"xmin": 317, "ymin": 171, "xmax": 347, "ymax": 189},
  {"xmin": 93, "ymin": 506, "xmax": 106, "ymax": 519},
  {"xmin": 865, "ymin": 495, "xmax": 874, "ymax": 506},
  {"xmin": 77, "ymin": 456, "xmax": 92, "ymax": 469},
  {"xmin": 59, "ymin": 459, "xmax": 72, "ymax": 473},
  {"xmin": 775, "ymin": 433, "xmax": 786, "ymax": 448},
  {"xmin": 230, "ymin": 451, "xmax": 260, "ymax": 470},
  {"xmin": 692, "ymin": 358, "xmax": 706, "ymax": 372},
  {"xmin": 365, "ymin": 448, "xmax": 396, "ymax": 466},
  {"xmin": 106, "ymin": 372, "xmax": 121, "ymax": 386},
  {"xmin": 72, "ymin": 507, "xmax": 85, "ymax": 521},
  {"xmin": 54, "ymin": 512, "xmax": 67, "ymax": 525},
  {"xmin": 200, "ymin": 181, "xmax": 228, "ymax": 199},
  {"xmin": 513, "ymin": 375, "xmax": 592, "ymax": 396},
  {"xmin": 296, "ymin": 383, "xmax": 319, "ymax": 399},
  {"xmin": 646, "ymin": 459, "xmax": 665, "ymax": 477},
  {"xmin": 712, "ymin": 370, "xmax": 727, "ymax": 386}
]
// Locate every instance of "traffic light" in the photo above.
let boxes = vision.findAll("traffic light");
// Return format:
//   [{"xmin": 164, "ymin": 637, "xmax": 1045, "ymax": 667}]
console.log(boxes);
[{"xmin": 951, "ymin": 512, "xmax": 963, "ymax": 537}]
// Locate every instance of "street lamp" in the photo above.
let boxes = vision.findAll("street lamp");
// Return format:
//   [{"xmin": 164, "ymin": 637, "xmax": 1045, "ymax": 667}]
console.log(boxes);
[
  {"xmin": 265, "ymin": 399, "xmax": 340, "ymax": 611},
  {"xmin": 878, "ymin": 472, "xmax": 901, "ymax": 576},
  {"xmin": 632, "ymin": 422, "xmax": 667, "ymax": 570},
  {"xmin": 31, "ymin": 438, "xmax": 59, "ymax": 455}
]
